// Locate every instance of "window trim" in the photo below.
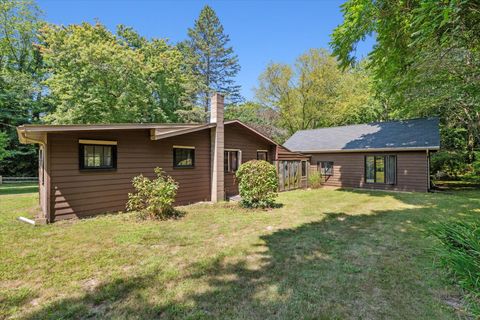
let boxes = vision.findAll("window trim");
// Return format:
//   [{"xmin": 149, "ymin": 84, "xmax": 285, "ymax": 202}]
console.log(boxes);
[
  {"xmin": 256, "ymin": 150, "xmax": 268, "ymax": 161},
  {"xmin": 224, "ymin": 149, "xmax": 242, "ymax": 173},
  {"xmin": 364, "ymin": 154, "xmax": 397, "ymax": 185},
  {"xmin": 173, "ymin": 146, "xmax": 195, "ymax": 169},
  {"xmin": 318, "ymin": 161, "xmax": 334, "ymax": 176},
  {"xmin": 79, "ymin": 141, "xmax": 117, "ymax": 171}
]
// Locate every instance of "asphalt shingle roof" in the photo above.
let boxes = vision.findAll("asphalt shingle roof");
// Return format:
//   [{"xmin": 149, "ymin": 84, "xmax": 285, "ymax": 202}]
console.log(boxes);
[{"xmin": 283, "ymin": 117, "xmax": 440, "ymax": 152}]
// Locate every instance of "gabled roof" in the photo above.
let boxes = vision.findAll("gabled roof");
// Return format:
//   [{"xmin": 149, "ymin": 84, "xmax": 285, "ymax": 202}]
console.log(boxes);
[
  {"xmin": 224, "ymin": 120, "xmax": 278, "ymax": 146},
  {"xmin": 283, "ymin": 117, "xmax": 440, "ymax": 153}
]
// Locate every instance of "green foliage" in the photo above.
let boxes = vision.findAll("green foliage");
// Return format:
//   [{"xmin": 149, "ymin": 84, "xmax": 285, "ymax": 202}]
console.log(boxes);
[
  {"xmin": 308, "ymin": 170, "xmax": 323, "ymax": 189},
  {"xmin": 126, "ymin": 168, "xmax": 179, "ymax": 220},
  {"xmin": 184, "ymin": 5, "xmax": 242, "ymax": 110},
  {"xmin": 225, "ymin": 102, "xmax": 287, "ymax": 143},
  {"xmin": 331, "ymin": 0, "xmax": 480, "ymax": 161},
  {"xmin": 431, "ymin": 151, "xmax": 469, "ymax": 180},
  {"xmin": 175, "ymin": 106, "xmax": 206, "ymax": 124},
  {"xmin": 40, "ymin": 22, "xmax": 195, "ymax": 124},
  {"xmin": 255, "ymin": 48, "xmax": 379, "ymax": 136},
  {"xmin": 464, "ymin": 152, "xmax": 480, "ymax": 183},
  {"xmin": 0, "ymin": 0, "xmax": 46, "ymax": 176},
  {"xmin": 235, "ymin": 160, "xmax": 278, "ymax": 208},
  {"xmin": 0, "ymin": 131, "xmax": 9, "ymax": 161},
  {"xmin": 429, "ymin": 221, "xmax": 480, "ymax": 314}
]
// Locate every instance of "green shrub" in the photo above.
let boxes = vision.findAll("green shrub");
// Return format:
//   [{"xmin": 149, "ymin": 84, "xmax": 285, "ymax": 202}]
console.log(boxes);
[
  {"xmin": 464, "ymin": 151, "xmax": 480, "ymax": 183},
  {"xmin": 308, "ymin": 170, "xmax": 323, "ymax": 188},
  {"xmin": 235, "ymin": 160, "xmax": 278, "ymax": 208},
  {"xmin": 431, "ymin": 150, "xmax": 469, "ymax": 179},
  {"xmin": 126, "ymin": 167, "xmax": 179, "ymax": 220},
  {"xmin": 429, "ymin": 221, "xmax": 480, "ymax": 313}
]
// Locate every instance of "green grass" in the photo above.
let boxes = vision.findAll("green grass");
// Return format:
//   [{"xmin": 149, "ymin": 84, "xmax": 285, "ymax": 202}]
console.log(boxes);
[
  {"xmin": 429, "ymin": 220, "xmax": 480, "ymax": 314},
  {"xmin": 435, "ymin": 180, "xmax": 480, "ymax": 191},
  {"xmin": 0, "ymin": 183, "xmax": 38, "ymax": 195},
  {"xmin": 1, "ymin": 187, "xmax": 479, "ymax": 319}
]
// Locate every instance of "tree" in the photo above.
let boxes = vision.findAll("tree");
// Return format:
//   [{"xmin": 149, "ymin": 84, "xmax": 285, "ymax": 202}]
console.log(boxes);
[
  {"xmin": 255, "ymin": 48, "xmax": 377, "ymax": 135},
  {"xmin": 40, "ymin": 22, "xmax": 195, "ymax": 124},
  {"xmin": 185, "ymin": 5, "xmax": 242, "ymax": 113},
  {"xmin": 331, "ymin": 0, "xmax": 480, "ymax": 160},
  {"xmin": 0, "ymin": 131, "xmax": 9, "ymax": 161},
  {"xmin": 225, "ymin": 102, "xmax": 287, "ymax": 143},
  {"xmin": 0, "ymin": 0, "xmax": 47, "ymax": 176}
]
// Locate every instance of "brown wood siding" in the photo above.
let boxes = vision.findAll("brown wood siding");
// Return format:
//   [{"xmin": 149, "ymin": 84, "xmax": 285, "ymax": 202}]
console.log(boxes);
[
  {"xmin": 48, "ymin": 129, "xmax": 211, "ymax": 221},
  {"xmin": 310, "ymin": 151, "xmax": 428, "ymax": 192},
  {"xmin": 224, "ymin": 122, "xmax": 276, "ymax": 197},
  {"xmin": 277, "ymin": 145, "xmax": 309, "ymax": 161}
]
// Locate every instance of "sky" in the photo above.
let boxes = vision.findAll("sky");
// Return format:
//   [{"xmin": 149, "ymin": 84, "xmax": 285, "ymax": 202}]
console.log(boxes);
[{"xmin": 37, "ymin": 0, "xmax": 375, "ymax": 101}]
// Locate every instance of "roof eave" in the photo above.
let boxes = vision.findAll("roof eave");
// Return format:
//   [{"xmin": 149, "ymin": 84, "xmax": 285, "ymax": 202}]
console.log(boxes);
[
  {"xmin": 16, "ymin": 123, "xmax": 204, "ymax": 133},
  {"xmin": 291, "ymin": 146, "xmax": 440, "ymax": 153},
  {"xmin": 150, "ymin": 123, "xmax": 216, "ymax": 140},
  {"xmin": 17, "ymin": 126, "xmax": 47, "ymax": 145}
]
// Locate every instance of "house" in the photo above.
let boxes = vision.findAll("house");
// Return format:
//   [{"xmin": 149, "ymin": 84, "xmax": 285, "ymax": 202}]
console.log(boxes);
[
  {"xmin": 17, "ymin": 94, "xmax": 304, "ymax": 223},
  {"xmin": 283, "ymin": 118, "xmax": 440, "ymax": 192}
]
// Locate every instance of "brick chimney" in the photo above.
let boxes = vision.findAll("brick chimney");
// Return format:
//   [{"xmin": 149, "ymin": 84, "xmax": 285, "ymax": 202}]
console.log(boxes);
[{"xmin": 210, "ymin": 93, "xmax": 225, "ymax": 202}]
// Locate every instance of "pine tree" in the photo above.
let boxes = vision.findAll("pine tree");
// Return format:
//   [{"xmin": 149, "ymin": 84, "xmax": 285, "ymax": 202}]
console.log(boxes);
[{"xmin": 186, "ymin": 5, "xmax": 242, "ymax": 113}]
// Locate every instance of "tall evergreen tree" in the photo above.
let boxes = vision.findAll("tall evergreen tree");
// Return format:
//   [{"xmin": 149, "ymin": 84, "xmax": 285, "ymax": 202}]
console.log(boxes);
[{"xmin": 186, "ymin": 5, "xmax": 242, "ymax": 113}]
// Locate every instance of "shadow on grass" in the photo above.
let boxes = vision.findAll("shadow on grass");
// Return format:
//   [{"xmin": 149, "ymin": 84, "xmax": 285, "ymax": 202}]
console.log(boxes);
[
  {"xmin": 0, "ymin": 183, "xmax": 38, "ymax": 196},
  {"xmin": 24, "ymin": 190, "xmax": 479, "ymax": 319},
  {"xmin": 134, "ymin": 208, "xmax": 187, "ymax": 221},
  {"xmin": 0, "ymin": 288, "xmax": 36, "ymax": 318}
]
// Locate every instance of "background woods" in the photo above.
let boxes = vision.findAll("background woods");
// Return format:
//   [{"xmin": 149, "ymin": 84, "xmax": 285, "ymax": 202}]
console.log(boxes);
[
  {"xmin": 0, "ymin": 0, "xmax": 479, "ymax": 180},
  {"xmin": 331, "ymin": 0, "xmax": 480, "ymax": 180}
]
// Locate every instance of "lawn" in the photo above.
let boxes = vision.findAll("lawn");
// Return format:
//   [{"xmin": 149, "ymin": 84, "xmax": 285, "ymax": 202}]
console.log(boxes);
[
  {"xmin": 0, "ymin": 185, "xmax": 479, "ymax": 319},
  {"xmin": 0, "ymin": 183, "xmax": 38, "ymax": 196}
]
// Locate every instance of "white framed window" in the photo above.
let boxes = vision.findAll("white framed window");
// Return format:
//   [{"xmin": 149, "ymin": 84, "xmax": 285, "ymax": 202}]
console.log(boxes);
[
  {"xmin": 256, "ymin": 150, "xmax": 268, "ymax": 161},
  {"xmin": 318, "ymin": 161, "xmax": 334, "ymax": 176},
  {"xmin": 224, "ymin": 149, "xmax": 242, "ymax": 173}
]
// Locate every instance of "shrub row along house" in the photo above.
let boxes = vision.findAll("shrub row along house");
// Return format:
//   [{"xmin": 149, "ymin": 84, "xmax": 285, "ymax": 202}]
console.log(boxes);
[{"xmin": 17, "ymin": 94, "xmax": 440, "ymax": 223}]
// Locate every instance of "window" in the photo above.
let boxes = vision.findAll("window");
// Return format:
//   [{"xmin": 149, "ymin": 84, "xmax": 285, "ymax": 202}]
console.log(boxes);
[
  {"xmin": 318, "ymin": 161, "xmax": 334, "ymax": 176},
  {"xmin": 301, "ymin": 160, "xmax": 307, "ymax": 177},
  {"xmin": 224, "ymin": 150, "xmax": 240, "ymax": 173},
  {"xmin": 173, "ymin": 147, "xmax": 195, "ymax": 168},
  {"xmin": 365, "ymin": 155, "xmax": 396, "ymax": 184},
  {"xmin": 79, "ymin": 140, "xmax": 117, "ymax": 170},
  {"xmin": 257, "ymin": 151, "xmax": 268, "ymax": 161}
]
